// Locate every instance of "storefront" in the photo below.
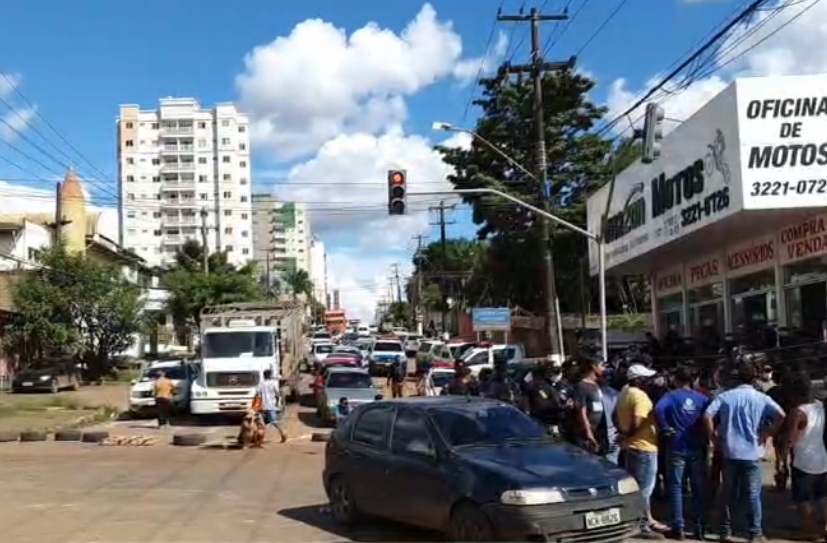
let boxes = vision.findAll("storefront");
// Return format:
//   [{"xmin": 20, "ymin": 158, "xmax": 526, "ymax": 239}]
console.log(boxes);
[{"xmin": 585, "ymin": 73, "xmax": 827, "ymax": 340}]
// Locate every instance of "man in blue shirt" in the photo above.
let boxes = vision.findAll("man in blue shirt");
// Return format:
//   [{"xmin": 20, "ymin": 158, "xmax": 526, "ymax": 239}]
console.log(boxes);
[
  {"xmin": 655, "ymin": 367, "xmax": 711, "ymax": 539},
  {"xmin": 704, "ymin": 362, "xmax": 785, "ymax": 543}
]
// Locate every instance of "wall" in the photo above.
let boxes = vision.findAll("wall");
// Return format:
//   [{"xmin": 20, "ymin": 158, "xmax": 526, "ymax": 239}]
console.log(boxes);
[{"xmin": 0, "ymin": 223, "xmax": 51, "ymax": 271}]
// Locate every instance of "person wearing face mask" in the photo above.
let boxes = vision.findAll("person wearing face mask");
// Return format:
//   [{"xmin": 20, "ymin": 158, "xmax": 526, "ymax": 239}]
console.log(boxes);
[{"xmin": 526, "ymin": 363, "xmax": 563, "ymax": 428}]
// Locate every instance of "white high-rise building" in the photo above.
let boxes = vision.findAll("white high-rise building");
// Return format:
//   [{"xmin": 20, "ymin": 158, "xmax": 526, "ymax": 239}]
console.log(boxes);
[
  {"xmin": 251, "ymin": 196, "xmax": 312, "ymax": 276},
  {"xmin": 309, "ymin": 237, "xmax": 328, "ymax": 306},
  {"xmin": 117, "ymin": 98, "xmax": 254, "ymax": 267}
]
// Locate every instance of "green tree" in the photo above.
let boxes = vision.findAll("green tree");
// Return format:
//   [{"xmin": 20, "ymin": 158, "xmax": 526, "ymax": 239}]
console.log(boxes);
[
  {"xmin": 385, "ymin": 301, "xmax": 411, "ymax": 327},
  {"xmin": 283, "ymin": 268, "xmax": 314, "ymax": 300},
  {"xmin": 163, "ymin": 240, "xmax": 261, "ymax": 337},
  {"xmin": 436, "ymin": 70, "xmax": 614, "ymax": 314},
  {"xmin": 5, "ymin": 244, "xmax": 145, "ymax": 376}
]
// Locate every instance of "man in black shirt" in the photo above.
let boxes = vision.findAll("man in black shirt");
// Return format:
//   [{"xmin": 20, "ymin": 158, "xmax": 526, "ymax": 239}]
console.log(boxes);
[
  {"xmin": 526, "ymin": 364, "xmax": 563, "ymax": 426},
  {"xmin": 482, "ymin": 355, "xmax": 518, "ymax": 405},
  {"xmin": 443, "ymin": 367, "xmax": 479, "ymax": 396},
  {"xmin": 571, "ymin": 358, "xmax": 608, "ymax": 454}
]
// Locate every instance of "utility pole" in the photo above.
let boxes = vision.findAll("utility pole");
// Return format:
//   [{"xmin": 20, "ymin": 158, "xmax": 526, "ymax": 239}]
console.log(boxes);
[
  {"xmin": 412, "ymin": 234, "xmax": 426, "ymax": 335},
  {"xmin": 200, "ymin": 208, "xmax": 210, "ymax": 275},
  {"xmin": 46, "ymin": 181, "xmax": 71, "ymax": 245},
  {"xmin": 391, "ymin": 263, "xmax": 403, "ymax": 304},
  {"xmin": 498, "ymin": 6, "xmax": 573, "ymax": 357},
  {"xmin": 265, "ymin": 251, "xmax": 272, "ymax": 300},
  {"xmin": 429, "ymin": 201, "xmax": 456, "ymax": 334}
]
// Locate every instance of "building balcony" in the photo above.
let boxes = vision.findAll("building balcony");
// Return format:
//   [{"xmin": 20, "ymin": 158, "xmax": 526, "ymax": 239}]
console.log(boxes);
[
  {"xmin": 160, "ymin": 200, "xmax": 200, "ymax": 210},
  {"xmin": 160, "ymin": 162, "xmax": 196, "ymax": 173},
  {"xmin": 162, "ymin": 180, "xmax": 196, "ymax": 190},
  {"xmin": 160, "ymin": 145, "xmax": 194, "ymax": 154},
  {"xmin": 162, "ymin": 216, "xmax": 198, "ymax": 227},
  {"xmin": 160, "ymin": 125, "xmax": 194, "ymax": 135}
]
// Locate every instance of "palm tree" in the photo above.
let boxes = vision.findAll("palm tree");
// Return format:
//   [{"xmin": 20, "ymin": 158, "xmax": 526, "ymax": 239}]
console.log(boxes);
[{"xmin": 283, "ymin": 268, "xmax": 314, "ymax": 300}]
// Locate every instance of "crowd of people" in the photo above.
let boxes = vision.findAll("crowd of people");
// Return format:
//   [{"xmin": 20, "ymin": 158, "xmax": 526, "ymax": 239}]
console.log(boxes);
[{"xmin": 440, "ymin": 354, "xmax": 827, "ymax": 542}]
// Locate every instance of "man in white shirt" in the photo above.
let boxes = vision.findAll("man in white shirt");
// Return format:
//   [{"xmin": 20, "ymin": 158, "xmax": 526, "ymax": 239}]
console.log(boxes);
[{"xmin": 256, "ymin": 369, "xmax": 287, "ymax": 443}]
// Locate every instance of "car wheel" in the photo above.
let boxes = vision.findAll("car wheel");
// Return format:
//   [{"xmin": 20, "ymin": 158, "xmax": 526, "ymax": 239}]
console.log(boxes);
[
  {"xmin": 50, "ymin": 380, "xmax": 59, "ymax": 394},
  {"xmin": 328, "ymin": 476, "xmax": 359, "ymax": 525},
  {"xmin": 449, "ymin": 502, "xmax": 495, "ymax": 542}
]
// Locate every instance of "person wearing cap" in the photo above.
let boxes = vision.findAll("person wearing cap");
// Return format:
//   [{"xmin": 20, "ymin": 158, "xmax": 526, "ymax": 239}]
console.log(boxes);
[
  {"xmin": 655, "ymin": 367, "xmax": 711, "ymax": 540},
  {"xmin": 617, "ymin": 363, "xmax": 666, "ymax": 537},
  {"xmin": 704, "ymin": 362, "xmax": 785, "ymax": 543}
]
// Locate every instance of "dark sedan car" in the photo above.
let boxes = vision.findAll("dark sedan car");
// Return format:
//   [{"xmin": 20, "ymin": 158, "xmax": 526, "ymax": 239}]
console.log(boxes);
[
  {"xmin": 12, "ymin": 365, "xmax": 80, "ymax": 393},
  {"xmin": 323, "ymin": 396, "xmax": 643, "ymax": 542}
]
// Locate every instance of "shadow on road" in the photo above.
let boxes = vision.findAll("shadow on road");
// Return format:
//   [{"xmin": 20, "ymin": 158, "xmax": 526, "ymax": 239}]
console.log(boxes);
[
  {"xmin": 298, "ymin": 411, "xmax": 331, "ymax": 429},
  {"xmin": 298, "ymin": 393, "xmax": 317, "ymax": 408},
  {"xmin": 278, "ymin": 504, "xmax": 440, "ymax": 542}
]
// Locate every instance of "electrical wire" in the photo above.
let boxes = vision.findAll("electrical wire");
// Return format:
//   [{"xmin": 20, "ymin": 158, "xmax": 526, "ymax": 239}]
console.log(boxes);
[
  {"xmin": 460, "ymin": 2, "xmax": 505, "ymax": 124},
  {"xmin": 573, "ymin": 0, "xmax": 631, "ymax": 57}
]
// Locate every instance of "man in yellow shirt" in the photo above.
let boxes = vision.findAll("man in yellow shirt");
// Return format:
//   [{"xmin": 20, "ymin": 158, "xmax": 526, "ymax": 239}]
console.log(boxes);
[
  {"xmin": 153, "ymin": 371, "xmax": 175, "ymax": 429},
  {"xmin": 617, "ymin": 363, "xmax": 666, "ymax": 538}
]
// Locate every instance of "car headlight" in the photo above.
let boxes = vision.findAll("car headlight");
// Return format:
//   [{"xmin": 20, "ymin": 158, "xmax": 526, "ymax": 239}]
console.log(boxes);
[
  {"xmin": 500, "ymin": 488, "xmax": 565, "ymax": 506},
  {"xmin": 39, "ymin": 375, "xmax": 51, "ymax": 381},
  {"xmin": 617, "ymin": 476, "xmax": 639, "ymax": 495},
  {"xmin": 130, "ymin": 390, "xmax": 142, "ymax": 399}
]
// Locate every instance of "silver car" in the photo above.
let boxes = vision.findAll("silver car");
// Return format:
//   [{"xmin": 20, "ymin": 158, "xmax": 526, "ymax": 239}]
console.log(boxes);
[{"xmin": 316, "ymin": 367, "xmax": 379, "ymax": 423}]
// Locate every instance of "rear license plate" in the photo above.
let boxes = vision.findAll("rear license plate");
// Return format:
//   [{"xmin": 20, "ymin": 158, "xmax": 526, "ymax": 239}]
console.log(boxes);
[
  {"xmin": 584, "ymin": 508, "xmax": 621, "ymax": 529},
  {"xmin": 22, "ymin": 382, "xmax": 32, "ymax": 386}
]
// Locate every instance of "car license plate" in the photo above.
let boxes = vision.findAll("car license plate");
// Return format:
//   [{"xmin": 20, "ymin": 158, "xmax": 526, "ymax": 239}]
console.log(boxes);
[
  {"xmin": 584, "ymin": 508, "xmax": 621, "ymax": 529},
  {"xmin": 22, "ymin": 382, "xmax": 32, "ymax": 386}
]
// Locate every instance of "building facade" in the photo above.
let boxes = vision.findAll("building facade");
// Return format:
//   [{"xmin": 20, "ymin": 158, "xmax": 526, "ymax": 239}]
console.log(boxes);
[
  {"xmin": 309, "ymin": 237, "xmax": 328, "ymax": 306},
  {"xmin": 586, "ymin": 74, "xmax": 827, "ymax": 342},
  {"xmin": 251, "ymin": 196, "xmax": 312, "ymax": 275},
  {"xmin": 117, "ymin": 98, "xmax": 254, "ymax": 267}
]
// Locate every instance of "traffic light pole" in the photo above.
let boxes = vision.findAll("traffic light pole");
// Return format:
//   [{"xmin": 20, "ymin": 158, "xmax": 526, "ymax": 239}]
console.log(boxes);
[{"xmin": 412, "ymin": 188, "xmax": 608, "ymax": 362}]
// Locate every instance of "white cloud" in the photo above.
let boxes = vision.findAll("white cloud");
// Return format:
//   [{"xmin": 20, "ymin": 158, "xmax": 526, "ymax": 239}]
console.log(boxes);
[
  {"xmin": 0, "ymin": 106, "xmax": 36, "ymax": 143},
  {"xmin": 0, "ymin": 73, "xmax": 20, "ymax": 100},
  {"xmin": 327, "ymin": 250, "xmax": 414, "ymax": 322},
  {"xmin": 452, "ymin": 31, "xmax": 509, "ymax": 85},
  {"xmin": 607, "ymin": 0, "xmax": 826, "ymax": 134},
  {"xmin": 236, "ymin": 3, "xmax": 481, "ymax": 161}
]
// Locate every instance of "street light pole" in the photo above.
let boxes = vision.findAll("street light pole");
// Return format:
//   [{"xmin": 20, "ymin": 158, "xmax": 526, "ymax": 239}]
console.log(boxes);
[{"xmin": 413, "ymin": 187, "xmax": 608, "ymax": 362}]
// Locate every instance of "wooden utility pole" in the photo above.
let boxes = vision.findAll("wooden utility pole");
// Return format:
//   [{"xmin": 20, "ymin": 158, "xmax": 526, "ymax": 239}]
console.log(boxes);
[
  {"xmin": 428, "ymin": 201, "xmax": 456, "ymax": 334},
  {"xmin": 498, "ymin": 6, "xmax": 573, "ymax": 356}
]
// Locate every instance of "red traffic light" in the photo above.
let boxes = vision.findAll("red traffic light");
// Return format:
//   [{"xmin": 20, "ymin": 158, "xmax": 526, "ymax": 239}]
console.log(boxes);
[{"xmin": 389, "ymin": 171, "xmax": 405, "ymax": 185}]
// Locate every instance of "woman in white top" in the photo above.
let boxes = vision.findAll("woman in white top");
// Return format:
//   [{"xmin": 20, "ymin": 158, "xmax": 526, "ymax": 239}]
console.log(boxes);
[{"xmin": 788, "ymin": 378, "xmax": 827, "ymax": 541}]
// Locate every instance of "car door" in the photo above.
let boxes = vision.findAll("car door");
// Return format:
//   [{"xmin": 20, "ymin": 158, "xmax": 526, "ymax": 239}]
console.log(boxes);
[
  {"xmin": 383, "ymin": 407, "xmax": 452, "ymax": 529},
  {"xmin": 345, "ymin": 405, "xmax": 396, "ymax": 517}
]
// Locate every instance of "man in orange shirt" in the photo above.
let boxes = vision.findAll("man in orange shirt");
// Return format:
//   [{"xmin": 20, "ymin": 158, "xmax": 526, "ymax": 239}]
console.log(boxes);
[{"xmin": 153, "ymin": 370, "xmax": 175, "ymax": 429}]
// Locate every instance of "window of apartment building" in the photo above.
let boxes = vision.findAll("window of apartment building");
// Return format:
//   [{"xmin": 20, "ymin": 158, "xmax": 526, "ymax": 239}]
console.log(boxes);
[
  {"xmin": 200, "ymin": 193, "xmax": 208, "ymax": 200},
  {"xmin": 240, "ymin": 161, "xmax": 247, "ymax": 168},
  {"xmin": 125, "ymin": 140, "xmax": 134, "ymax": 147},
  {"xmin": 152, "ymin": 122, "xmax": 159, "ymax": 129},
  {"xmin": 126, "ymin": 175, "xmax": 134, "ymax": 182},
  {"xmin": 152, "ymin": 158, "xmax": 160, "ymax": 165},
  {"xmin": 224, "ymin": 227, "xmax": 232, "ymax": 234},
  {"xmin": 198, "ymin": 122, "xmax": 207, "ymax": 129},
  {"xmin": 153, "ymin": 212, "xmax": 161, "ymax": 218},
  {"xmin": 126, "ymin": 157, "xmax": 134, "ymax": 165},
  {"xmin": 140, "ymin": 140, "xmax": 146, "ymax": 145},
  {"xmin": 127, "ymin": 193, "xmax": 135, "ymax": 200},
  {"xmin": 241, "ymin": 195, "xmax": 248, "ymax": 202},
  {"xmin": 152, "ymin": 176, "xmax": 160, "ymax": 183},
  {"xmin": 239, "ymin": 143, "xmax": 247, "ymax": 151},
  {"xmin": 223, "ymin": 174, "xmax": 231, "ymax": 181},
  {"xmin": 127, "ymin": 228, "xmax": 136, "ymax": 235},
  {"xmin": 199, "ymin": 175, "xmax": 208, "ymax": 182},
  {"xmin": 242, "ymin": 248, "xmax": 249, "ymax": 255},
  {"xmin": 151, "ymin": 140, "xmax": 158, "ymax": 146},
  {"xmin": 153, "ymin": 230, "xmax": 161, "ymax": 236},
  {"xmin": 222, "ymin": 156, "xmax": 230, "ymax": 163},
  {"xmin": 222, "ymin": 120, "xmax": 230, "ymax": 127},
  {"xmin": 221, "ymin": 138, "xmax": 231, "ymax": 146},
  {"xmin": 198, "ymin": 139, "xmax": 207, "ymax": 148},
  {"xmin": 198, "ymin": 157, "xmax": 208, "ymax": 164},
  {"xmin": 241, "ymin": 213, "xmax": 248, "ymax": 219},
  {"xmin": 224, "ymin": 210, "xmax": 232, "ymax": 217},
  {"xmin": 225, "ymin": 245, "xmax": 233, "ymax": 252},
  {"xmin": 223, "ymin": 191, "xmax": 232, "ymax": 199},
  {"xmin": 242, "ymin": 230, "xmax": 248, "ymax": 237},
  {"xmin": 127, "ymin": 211, "xmax": 136, "ymax": 218},
  {"xmin": 125, "ymin": 122, "xmax": 133, "ymax": 129},
  {"xmin": 240, "ymin": 178, "xmax": 248, "ymax": 185}
]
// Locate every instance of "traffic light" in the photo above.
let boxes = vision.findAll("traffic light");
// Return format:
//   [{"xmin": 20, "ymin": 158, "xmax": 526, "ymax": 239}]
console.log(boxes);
[
  {"xmin": 387, "ymin": 169, "xmax": 407, "ymax": 215},
  {"xmin": 641, "ymin": 102, "xmax": 665, "ymax": 164}
]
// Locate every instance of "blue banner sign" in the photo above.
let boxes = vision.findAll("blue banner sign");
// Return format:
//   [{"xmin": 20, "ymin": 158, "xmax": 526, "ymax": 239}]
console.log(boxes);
[{"xmin": 472, "ymin": 307, "xmax": 511, "ymax": 332}]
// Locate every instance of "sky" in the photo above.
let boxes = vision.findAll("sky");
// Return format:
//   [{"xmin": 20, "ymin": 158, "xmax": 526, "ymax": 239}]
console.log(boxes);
[{"xmin": 0, "ymin": 0, "xmax": 823, "ymax": 322}]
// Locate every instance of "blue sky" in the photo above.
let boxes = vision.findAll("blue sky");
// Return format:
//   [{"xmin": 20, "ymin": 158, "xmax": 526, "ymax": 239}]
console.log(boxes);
[{"xmin": 0, "ymin": 0, "xmax": 814, "ymax": 320}]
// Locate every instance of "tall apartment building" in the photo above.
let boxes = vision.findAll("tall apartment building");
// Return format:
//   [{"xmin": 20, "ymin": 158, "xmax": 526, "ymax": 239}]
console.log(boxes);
[
  {"xmin": 251, "ymin": 196, "xmax": 312, "ymax": 275},
  {"xmin": 117, "ymin": 98, "xmax": 254, "ymax": 267},
  {"xmin": 309, "ymin": 237, "xmax": 328, "ymax": 307}
]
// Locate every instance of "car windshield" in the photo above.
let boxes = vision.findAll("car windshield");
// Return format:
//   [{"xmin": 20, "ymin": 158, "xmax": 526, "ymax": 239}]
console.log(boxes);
[
  {"xmin": 140, "ymin": 366, "xmax": 188, "ymax": 382},
  {"xmin": 315, "ymin": 344, "xmax": 334, "ymax": 354},
  {"xmin": 418, "ymin": 342, "xmax": 434, "ymax": 353},
  {"xmin": 313, "ymin": 333, "xmax": 332, "ymax": 340},
  {"xmin": 326, "ymin": 372, "xmax": 373, "ymax": 389},
  {"xmin": 202, "ymin": 331, "xmax": 275, "ymax": 358},
  {"xmin": 449, "ymin": 344, "xmax": 474, "ymax": 358},
  {"xmin": 431, "ymin": 372, "xmax": 454, "ymax": 388},
  {"xmin": 374, "ymin": 342, "xmax": 402, "ymax": 352},
  {"xmin": 432, "ymin": 405, "xmax": 547, "ymax": 447}
]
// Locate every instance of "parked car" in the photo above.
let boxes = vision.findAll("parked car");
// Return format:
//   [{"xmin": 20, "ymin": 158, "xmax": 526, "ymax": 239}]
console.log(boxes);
[
  {"xmin": 323, "ymin": 397, "xmax": 643, "ymax": 541},
  {"xmin": 460, "ymin": 343, "xmax": 527, "ymax": 377},
  {"xmin": 12, "ymin": 364, "xmax": 80, "ymax": 393},
  {"xmin": 422, "ymin": 367, "xmax": 454, "ymax": 396},
  {"xmin": 414, "ymin": 340, "xmax": 444, "ymax": 374},
  {"xmin": 128, "ymin": 361, "xmax": 197, "ymax": 416},
  {"xmin": 404, "ymin": 335, "xmax": 422, "ymax": 358},
  {"xmin": 310, "ymin": 342, "xmax": 335, "ymax": 371},
  {"xmin": 367, "ymin": 339, "xmax": 406, "ymax": 376},
  {"xmin": 315, "ymin": 367, "xmax": 380, "ymax": 423}
]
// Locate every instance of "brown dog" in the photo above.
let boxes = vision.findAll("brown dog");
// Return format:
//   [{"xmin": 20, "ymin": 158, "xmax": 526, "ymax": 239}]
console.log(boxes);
[{"xmin": 238, "ymin": 410, "xmax": 266, "ymax": 448}]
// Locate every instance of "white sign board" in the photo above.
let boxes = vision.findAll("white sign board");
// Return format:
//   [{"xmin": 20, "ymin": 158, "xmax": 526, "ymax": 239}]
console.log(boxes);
[
  {"xmin": 586, "ymin": 83, "xmax": 743, "ymax": 274},
  {"xmin": 738, "ymin": 75, "xmax": 827, "ymax": 210}
]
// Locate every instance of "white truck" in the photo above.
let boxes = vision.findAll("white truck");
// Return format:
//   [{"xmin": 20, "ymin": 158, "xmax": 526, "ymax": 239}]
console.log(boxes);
[{"xmin": 190, "ymin": 302, "xmax": 303, "ymax": 416}]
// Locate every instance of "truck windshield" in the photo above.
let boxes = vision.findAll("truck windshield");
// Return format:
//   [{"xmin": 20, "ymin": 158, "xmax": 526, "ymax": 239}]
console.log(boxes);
[{"xmin": 202, "ymin": 331, "xmax": 275, "ymax": 358}]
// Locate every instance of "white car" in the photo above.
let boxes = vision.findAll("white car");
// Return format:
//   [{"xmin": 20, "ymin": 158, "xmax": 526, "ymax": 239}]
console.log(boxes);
[
  {"xmin": 423, "ymin": 367, "xmax": 454, "ymax": 396},
  {"xmin": 367, "ymin": 339, "xmax": 406, "ymax": 375},
  {"xmin": 310, "ymin": 342, "xmax": 335, "ymax": 369},
  {"xmin": 460, "ymin": 344, "xmax": 526, "ymax": 377},
  {"xmin": 128, "ymin": 361, "xmax": 195, "ymax": 416},
  {"xmin": 404, "ymin": 335, "xmax": 421, "ymax": 357}
]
